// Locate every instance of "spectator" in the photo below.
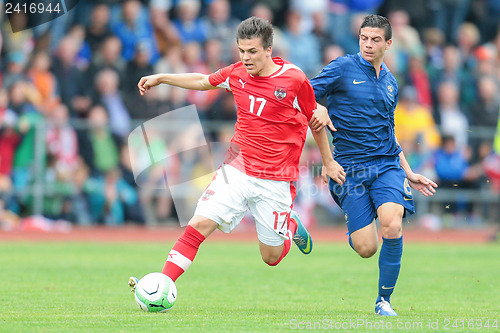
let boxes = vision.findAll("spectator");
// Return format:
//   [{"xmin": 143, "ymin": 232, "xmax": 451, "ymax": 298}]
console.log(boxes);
[
  {"xmin": 205, "ymin": 38, "xmax": 227, "ymax": 71},
  {"xmin": 182, "ymin": 42, "xmax": 220, "ymax": 115},
  {"xmin": 436, "ymin": 81, "xmax": 469, "ymax": 150},
  {"xmin": 321, "ymin": 44, "xmax": 345, "ymax": 66},
  {"xmin": 470, "ymin": 76, "xmax": 500, "ymax": 129},
  {"xmin": 395, "ymin": 86, "xmax": 441, "ymax": 152},
  {"xmin": 45, "ymin": 103, "xmax": 79, "ymax": 181},
  {"xmin": 428, "ymin": 45, "xmax": 476, "ymax": 114},
  {"xmin": 283, "ymin": 11, "xmax": 321, "ymax": 77},
  {"xmin": 112, "ymin": 0, "xmax": 159, "ymax": 64},
  {"xmin": 337, "ymin": 12, "xmax": 367, "ymax": 55},
  {"xmin": 469, "ymin": 76, "xmax": 500, "ymax": 161},
  {"xmin": 290, "ymin": 0, "xmax": 328, "ymax": 34},
  {"xmin": 474, "ymin": 43, "xmax": 497, "ymax": 78},
  {"xmin": 206, "ymin": 91, "xmax": 237, "ymax": 131},
  {"xmin": 85, "ymin": 36, "xmax": 126, "ymax": 93},
  {"xmin": 7, "ymin": 80, "xmax": 38, "ymax": 116},
  {"xmin": 172, "ymin": 0, "xmax": 208, "ymax": 45},
  {"xmin": 83, "ymin": 167, "xmax": 138, "ymax": 225},
  {"xmin": 388, "ymin": 9, "xmax": 424, "ymax": 73},
  {"xmin": 78, "ymin": 104, "xmax": 122, "ymax": 177},
  {"xmin": 1, "ymin": 12, "xmax": 35, "ymax": 56},
  {"xmin": 433, "ymin": 135, "xmax": 477, "ymax": 216},
  {"xmin": 93, "ymin": 69, "xmax": 131, "ymax": 137},
  {"xmin": 2, "ymin": 52, "xmax": 28, "ymax": 90},
  {"xmin": 153, "ymin": 45, "xmax": 189, "ymax": 109},
  {"xmin": 428, "ymin": 0, "xmax": 471, "ymax": 43},
  {"xmin": 405, "ymin": 55, "xmax": 433, "ymax": 108},
  {"xmin": 85, "ymin": 3, "xmax": 113, "ymax": 56},
  {"xmin": 422, "ymin": 27, "xmax": 446, "ymax": 77},
  {"xmin": 327, "ymin": 0, "xmax": 383, "ymax": 48},
  {"xmin": 456, "ymin": 22, "xmax": 481, "ymax": 72},
  {"xmin": 475, "ymin": 0, "xmax": 500, "ymax": 43},
  {"xmin": 149, "ymin": 0, "xmax": 180, "ymax": 56},
  {"xmin": 119, "ymin": 144, "xmax": 145, "ymax": 224},
  {"xmin": 311, "ymin": 11, "xmax": 335, "ymax": 54},
  {"xmin": 27, "ymin": 51, "xmax": 59, "ymax": 112},
  {"xmin": 51, "ymin": 36, "xmax": 89, "ymax": 118},
  {"xmin": 66, "ymin": 25, "xmax": 92, "ymax": 71},
  {"xmin": 202, "ymin": 0, "xmax": 240, "ymax": 64},
  {"xmin": 251, "ymin": 3, "xmax": 289, "ymax": 58},
  {"xmin": 0, "ymin": 103, "xmax": 19, "ymax": 216},
  {"xmin": 11, "ymin": 82, "xmax": 45, "ymax": 206},
  {"xmin": 123, "ymin": 42, "xmax": 154, "ymax": 95}
]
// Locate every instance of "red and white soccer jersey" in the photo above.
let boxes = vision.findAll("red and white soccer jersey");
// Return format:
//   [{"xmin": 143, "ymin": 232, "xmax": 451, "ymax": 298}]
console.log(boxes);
[{"xmin": 208, "ymin": 57, "xmax": 316, "ymax": 181}]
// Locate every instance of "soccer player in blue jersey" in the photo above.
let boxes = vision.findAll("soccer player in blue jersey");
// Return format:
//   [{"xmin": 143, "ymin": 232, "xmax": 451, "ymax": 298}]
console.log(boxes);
[{"xmin": 310, "ymin": 15, "xmax": 438, "ymax": 316}]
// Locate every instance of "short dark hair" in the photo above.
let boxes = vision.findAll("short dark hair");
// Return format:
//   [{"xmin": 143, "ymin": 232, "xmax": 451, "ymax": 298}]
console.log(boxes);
[
  {"xmin": 359, "ymin": 15, "xmax": 392, "ymax": 41},
  {"xmin": 236, "ymin": 16, "xmax": 273, "ymax": 49}
]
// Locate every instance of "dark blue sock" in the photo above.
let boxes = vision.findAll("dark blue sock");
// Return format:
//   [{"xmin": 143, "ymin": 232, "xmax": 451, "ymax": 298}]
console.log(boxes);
[{"xmin": 376, "ymin": 236, "xmax": 403, "ymax": 304}]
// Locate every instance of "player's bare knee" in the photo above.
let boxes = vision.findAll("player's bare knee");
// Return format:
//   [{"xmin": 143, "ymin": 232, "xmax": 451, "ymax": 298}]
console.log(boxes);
[
  {"xmin": 356, "ymin": 244, "xmax": 377, "ymax": 258},
  {"xmin": 188, "ymin": 220, "xmax": 205, "ymax": 231},
  {"xmin": 381, "ymin": 221, "xmax": 402, "ymax": 239},
  {"xmin": 187, "ymin": 218, "xmax": 217, "ymax": 237},
  {"xmin": 262, "ymin": 253, "xmax": 281, "ymax": 265}
]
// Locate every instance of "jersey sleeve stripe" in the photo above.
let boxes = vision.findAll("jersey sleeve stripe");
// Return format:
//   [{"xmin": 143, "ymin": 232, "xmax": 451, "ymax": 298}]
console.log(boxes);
[
  {"xmin": 216, "ymin": 77, "xmax": 231, "ymax": 90},
  {"xmin": 270, "ymin": 63, "xmax": 302, "ymax": 78},
  {"xmin": 293, "ymin": 96, "xmax": 301, "ymax": 111}
]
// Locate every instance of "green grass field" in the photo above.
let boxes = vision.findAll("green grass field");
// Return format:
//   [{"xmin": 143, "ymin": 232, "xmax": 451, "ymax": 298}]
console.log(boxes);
[{"xmin": 1, "ymin": 241, "xmax": 499, "ymax": 332}]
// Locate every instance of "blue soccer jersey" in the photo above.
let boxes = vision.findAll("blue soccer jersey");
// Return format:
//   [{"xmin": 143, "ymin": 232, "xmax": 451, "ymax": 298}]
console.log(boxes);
[{"xmin": 310, "ymin": 52, "xmax": 402, "ymax": 165}]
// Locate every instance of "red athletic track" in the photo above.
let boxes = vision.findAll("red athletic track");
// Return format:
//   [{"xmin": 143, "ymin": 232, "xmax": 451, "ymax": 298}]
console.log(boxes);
[{"xmin": 0, "ymin": 225, "xmax": 497, "ymax": 244}]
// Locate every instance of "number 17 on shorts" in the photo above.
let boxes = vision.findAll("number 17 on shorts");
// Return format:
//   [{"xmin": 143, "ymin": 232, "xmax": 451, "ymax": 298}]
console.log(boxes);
[{"xmin": 273, "ymin": 211, "xmax": 291, "ymax": 237}]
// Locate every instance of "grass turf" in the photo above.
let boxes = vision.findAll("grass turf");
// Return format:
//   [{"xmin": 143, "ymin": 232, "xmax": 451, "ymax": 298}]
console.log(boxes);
[{"xmin": 0, "ymin": 241, "xmax": 499, "ymax": 332}]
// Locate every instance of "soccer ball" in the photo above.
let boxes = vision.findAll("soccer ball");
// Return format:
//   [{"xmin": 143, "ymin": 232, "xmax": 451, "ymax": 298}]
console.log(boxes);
[{"xmin": 134, "ymin": 273, "xmax": 177, "ymax": 312}]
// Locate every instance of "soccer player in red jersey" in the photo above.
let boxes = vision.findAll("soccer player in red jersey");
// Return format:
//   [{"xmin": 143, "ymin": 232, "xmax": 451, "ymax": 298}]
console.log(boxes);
[{"xmin": 130, "ymin": 17, "xmax": 345, "ymax": 287}]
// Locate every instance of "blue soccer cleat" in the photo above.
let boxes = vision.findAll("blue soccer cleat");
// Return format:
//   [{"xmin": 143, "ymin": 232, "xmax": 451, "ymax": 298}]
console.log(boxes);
[
  {"xmin": 128, "ymin": 276, "xmax": 139, "ymax": 292},
  {"xmin": 290, "ymin": 211, "xmax": 313, "ymax": 254},
  {"xmin": 375, "ymin": 297, "xmax": 398, "ymax": 316}
]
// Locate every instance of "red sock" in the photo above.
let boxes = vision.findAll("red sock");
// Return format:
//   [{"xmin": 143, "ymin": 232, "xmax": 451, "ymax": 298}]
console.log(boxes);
[
  {"xmin": 162, "ymin": 225, "xmax": 206, "ymax": 281},
  {"xmin": 268, "ymin": 216, "xmax": 298, "ymax": 266}
]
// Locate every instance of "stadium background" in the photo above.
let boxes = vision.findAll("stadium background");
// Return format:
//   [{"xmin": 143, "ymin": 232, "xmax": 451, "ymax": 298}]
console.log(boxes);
[
  {"xmin": 1, "ymin": 1, "xmax": 500, "ymax": 332},
  {"xmin": 0, "ymin": 0, "xmax": 499, "ymax": 236}
]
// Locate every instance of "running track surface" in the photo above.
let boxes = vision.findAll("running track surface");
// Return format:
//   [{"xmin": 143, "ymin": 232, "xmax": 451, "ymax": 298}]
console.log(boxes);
[{"xmin": 0, "ymin": 225, "xmax": 497, "ymax": 243}]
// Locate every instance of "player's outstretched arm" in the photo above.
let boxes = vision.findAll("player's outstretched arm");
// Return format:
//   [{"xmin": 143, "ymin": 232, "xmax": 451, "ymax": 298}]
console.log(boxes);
[
  {"xmin": 309, "ymin": 103, "xmax": 336, "ymax": 132},
  {"xmin": 138, "ymin": 73, "xmax": 217, "ymax": 95},
  {"xmin": 310, "ymin": 128, "xmax": 345, "ymax": 185}
]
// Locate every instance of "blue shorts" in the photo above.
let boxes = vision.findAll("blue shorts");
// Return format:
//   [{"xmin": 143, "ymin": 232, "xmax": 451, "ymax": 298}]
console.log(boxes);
[{"xmin": 329, "ymin": 156, "xmax": 415, "ymax": 234}]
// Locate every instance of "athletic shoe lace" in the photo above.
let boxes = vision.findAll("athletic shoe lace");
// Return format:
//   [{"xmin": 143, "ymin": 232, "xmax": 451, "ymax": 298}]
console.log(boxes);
[{"xmin": 293, "ymin": 234, "xmax": 307, "ymax": 246}]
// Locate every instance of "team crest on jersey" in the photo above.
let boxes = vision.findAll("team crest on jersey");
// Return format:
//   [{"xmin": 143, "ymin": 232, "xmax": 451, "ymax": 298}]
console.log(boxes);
[
  {"xmin": 274, "ymin": 87, "xmax": 287, "ymax": 100},
  {"xmin": 201, "ymin": 190, "xmax": 215, "ymax": 201},
  {"xmin": 403, "ymin": 178, "xmax": 412, "ymax": 196},
  {"xmin": 387, "ymin": 85, "xmax": 394, "ymax": 96}
]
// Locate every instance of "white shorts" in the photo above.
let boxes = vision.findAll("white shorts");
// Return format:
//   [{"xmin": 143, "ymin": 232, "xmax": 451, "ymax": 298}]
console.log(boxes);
[{"xmin": 194, "ymin": 164, "xmax": 294, "ymax": 246}]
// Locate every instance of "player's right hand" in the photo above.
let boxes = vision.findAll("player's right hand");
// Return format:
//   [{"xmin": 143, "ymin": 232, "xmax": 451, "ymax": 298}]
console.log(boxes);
[
  {"xmin": 321, "ymin": 161, "xmax": 346, "ymax": 185},
  {"xmin": 138, "ymin": 74, "xmax": 162, "ymax": 96}
]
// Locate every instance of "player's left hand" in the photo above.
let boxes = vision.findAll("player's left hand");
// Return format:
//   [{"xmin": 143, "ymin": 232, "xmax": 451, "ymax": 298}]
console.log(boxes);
[
  {"xmin": 321, "ymin": 161, "xmax": 345, "ymax": 185},
  {"xmin": 310, "ymin": 104, "xmax": 336, "ymax": 132},
  {"xmin": 407, "ymin": 173, "xmax": 438, "ymax": 197}
]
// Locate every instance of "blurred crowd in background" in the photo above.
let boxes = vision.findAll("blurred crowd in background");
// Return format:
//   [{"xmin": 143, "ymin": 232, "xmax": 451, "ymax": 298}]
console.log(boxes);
[{"xmin": 0, "ymin": 0, "xmax": 500, "ymax": 230}]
